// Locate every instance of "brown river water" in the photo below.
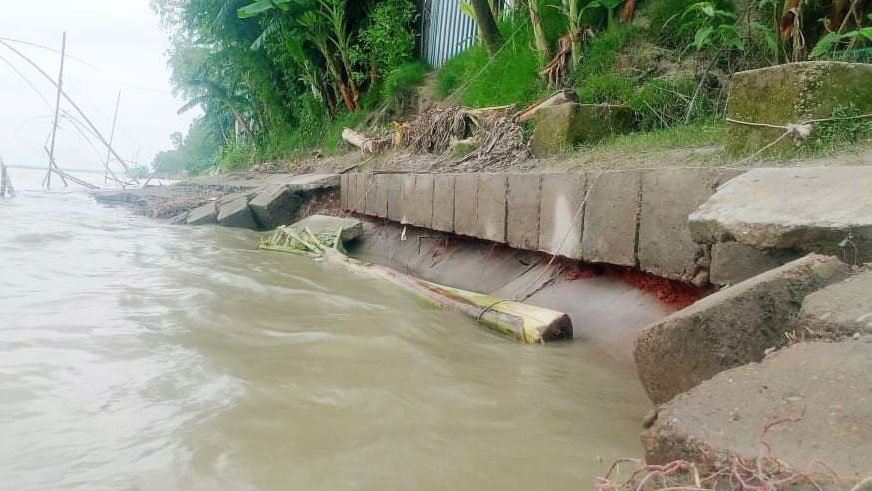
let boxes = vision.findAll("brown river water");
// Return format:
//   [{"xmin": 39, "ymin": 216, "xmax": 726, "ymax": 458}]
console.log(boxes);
[{"xmin": 0, "ymin": 169, "xmax": 650, "ymax": 491}]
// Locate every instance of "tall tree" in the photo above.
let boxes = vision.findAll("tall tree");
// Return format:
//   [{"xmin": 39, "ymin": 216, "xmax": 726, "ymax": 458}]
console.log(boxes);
[
  {"xmin": 470, "ymin": 0, "xmax": 503, "ymax": 55},
  {"xmin": 528, "ymin": 0, "xmax": 551, "ymax": 67}
]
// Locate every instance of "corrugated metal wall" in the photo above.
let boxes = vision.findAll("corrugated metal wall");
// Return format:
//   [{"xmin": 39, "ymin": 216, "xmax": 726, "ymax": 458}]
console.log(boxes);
[{"xmin": 421, "ymin": 0, "xmax": 512, "ymax": 67}]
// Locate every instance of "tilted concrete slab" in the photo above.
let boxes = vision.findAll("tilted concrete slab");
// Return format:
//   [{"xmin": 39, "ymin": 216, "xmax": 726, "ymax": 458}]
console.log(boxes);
[
  {"xmin": 284, "ymin": 173, "xmax": 339, "ymax": 192},
  {"xmin": 249, "ymin": 184, "xmax": 302, "ymax": 230},
  {"xmin": 476, "ymin": 173, "xmax": 508, "ymax": 243},
  {"xmin": 582, "ymin": 170, "xmax": 642, "ymax": 266},
  {"xmin": 217, "ymin": 195, "xmax": 259, "ymax": 230},
  {"xmin": 507, "ymin": 173, "xmax": 541, "ymax": 250},
  {"xmin": 186, "ymin": 202, "xmax": 218, "ymax": 225},
  {"xmin": 639, "ymin": 168, "xmax": 741, "ymax": 282},
  {"xmin": 454, "ymin": 173, "xmax": 478, "ymax": 237},
  {"xmin": 642, "ymin": 340, "xmax": 872, "ymax": 482},
  {"xmin": 386, "ymin": 173, "xmax": 404, "ymax": 222},
  {"xmin": 710, "ymin": 241, "xmax": 803, "ymax": 286},
  {"xmin": 635, "ymin": 253, "xmax": 851, "ymax": 404},
  {"xmin": 538, "ymin": 172, "xmax": 586, "ymax": 259},
  {"xmin": 800, "ymin": 268, "xmax": 872, "ymax": 339},
  {"xmin": 432, "ymin": 174, "xmax": 455, "ymax": 233},
  {"xmin": 689, "ymin": 167, "xmax": 872, "ymax": 263}
]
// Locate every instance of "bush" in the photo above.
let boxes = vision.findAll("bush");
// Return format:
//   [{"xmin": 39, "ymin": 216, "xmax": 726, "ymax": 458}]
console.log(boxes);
[
  {"xmin": 382, "ymin": 60, "xmax": 430, "ymax": 105},
  {"xmin": 359, "ymin": 0, "xmax": 418, "ymax": 75},
  {"xmin": 630, "ymin": 76, "xmax": 705, "ymax": 130},
  {"xmin": 577, "ymin": 73, "xmax": 635, "ymax": 103},
  {"xmin": 645, "ymin": 0, "xmax": 735, "ymax": 49}
]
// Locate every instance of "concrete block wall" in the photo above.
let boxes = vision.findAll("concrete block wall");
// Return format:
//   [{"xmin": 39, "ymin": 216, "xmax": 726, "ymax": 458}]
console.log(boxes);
[{"xmin": 340, "ymin": 168, "xmax": 747, "ymax": 283}]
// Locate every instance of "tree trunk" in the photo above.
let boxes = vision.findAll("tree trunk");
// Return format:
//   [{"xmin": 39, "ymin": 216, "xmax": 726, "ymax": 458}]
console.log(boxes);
[
  {"xmin": 528, "ymin": 0, "xmax": 551, "ymax": 67},
  {"xmin": 471, "ymin": 0, "xmax": 503, "ymax": 55},
  {"xmin": 569, "ymin": 0, "xmax": 582, "ymax": 67},
  {"xmin": 340, "ymin": 52, "xmax": 361, "ymax": 107}
]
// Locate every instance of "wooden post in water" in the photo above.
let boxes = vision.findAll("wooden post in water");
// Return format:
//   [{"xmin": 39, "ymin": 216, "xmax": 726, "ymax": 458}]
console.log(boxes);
[
  {"xmin": 46, "ymin": 32, "xmax": 67, "ymax": 189},
  {"xmin": 0, "ymin": 152, "xmax": 14, "ymax": 198},
  {"xmin": 104, "ymin": 90, "xmax": 121, "ymax": 184}
]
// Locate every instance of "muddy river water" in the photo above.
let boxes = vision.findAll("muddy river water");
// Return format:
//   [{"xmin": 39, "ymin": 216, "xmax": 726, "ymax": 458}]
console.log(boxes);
[{"xmin": 0, "ymin": 169, "xmax": 650, "ymax": 490}]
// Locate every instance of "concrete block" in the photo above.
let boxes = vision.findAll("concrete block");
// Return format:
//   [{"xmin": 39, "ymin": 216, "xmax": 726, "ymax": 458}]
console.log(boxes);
[
  {"xmin": 538, "ymin": 172, "xmax": 587, "ymax": 259},
  {"xmin": 689, "ymin": 167, "xmax": 872, "ymax": 263},
  {"xmin": 800, "ymin": 268, "xmax": 872, "ymax": 338},
  {"xmin": 532, "ymin": 103, "xmax": 635, "ymax": 156},
  {"xmin": 454, "ymin": 173, "xmax": 478, "ymax": 237},
  {"xmin": 217, "ymin": 195, "xmax": 259, "ymax": 229},
  {"xmin": 634, "ymin": 254, "xmax": 851, "ymax": 404},
  {"xmin": 581, "ymin": 170, "xmax": 642, "ymax": 267},
  {"xmin": 364, "ymin": 174, "xmax": 388, "ymax": 218},
  {"xmin": 285, "ymin": 173, "xmax": 339, "ymax": 193},
  {"xmin": 411, "ymin": 174, "xmax": 435, "ymax": 228},
  {"xmin": 186, "ymin": 202, "xmax": 218, "ymax": 225},
  {"xmin": 642, "ymin": 341, "xmax": 872, "ymax": 481},
  {"xmin": 401, "ymin": 174, "xmax": 415, "ymax": 224},
  {"xmin": 727, "ymin": 62, "xmax": 872, "ymax": 155},
  {"xmin": 345, "ymin": 173, "xmax": 358, "ymax": 213},
  {"xmin": 710, "ymin": 242, "xmax": 803, "ymax": 286},
  {"xmin": 638, "ymin": 168, "xmax": 725, "ymax": 281},
  {"xmin": 353, "ymin": 173, "xmax": 367, "ymax": 214},
  {"xmin": 249, "ymin": 184, "xmax": 302, "ymax": 229},
  {"xmin": 339, "ymin": 173, "xmax": 349, "ymax": 210},
  {"xmin": 476, "ymin": 173, "xmax": 507, "ymax": 243},
  {"xmin": 507, "ymin": 173, "xmax": 541, "ymax": 250},
  {"xmin": 386, "ymin": 173, "xmax": 404, "ymax": 222},
  {"xmin": 432, "ymin": 174, "xmax": 455, "ymax": 233}
]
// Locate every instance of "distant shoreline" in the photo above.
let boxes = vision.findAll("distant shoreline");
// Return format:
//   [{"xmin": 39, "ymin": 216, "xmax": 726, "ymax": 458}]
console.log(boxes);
[{"xmin": 7, "ymin": 165, "xmax": 104, "ymax": 175}]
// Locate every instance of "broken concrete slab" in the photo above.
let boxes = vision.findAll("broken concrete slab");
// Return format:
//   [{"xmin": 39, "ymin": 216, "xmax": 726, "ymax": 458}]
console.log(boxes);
[
  {"xmin": 186, "ymin": 201, "xmax": 218, "ymax": 225},
  {"xmin": 432, "ymin": 174, "xmax": 455, "ymax": 233},
  {"xmin": 249, "ymin": 184, "xmax": 302, "ymax": 230},
  {"xmin": 476, "ymin": 173, "xmax": 508, "ymax": 243},
  {"xmin": 710, "ymin": 242, "xmax": 803, "ymax": 286},
  {"xmin": 289, "ymin": 214, "xmax": 363, "ymax": 243},
  {"xmin": 642, "ymin": 340, "xmax": 872, "ymax": 482},
  {"xmin": 507, "ymin": 173, "xmax": 541, "ymax": 250},
  {"xmin": 454, "ymin": 173, "xmax": 478, "ymax": 237},
  {"xmin": 727, "ymin": 61, "xmax": 872, "ymax": 155},
  {"xmin": 386, "ymin": 173, "xmax": 404, "ymax": 222},
  {"xmin": 689, "ymin": 167, "xmax": 872, "ymax": 263},
  {"xmin": 582, "ymin": 170, "xmax": 642, "ymax": 267},
  {"xmin": 634, "ymin": 253, "xmax": 851, "ymax": 404},
  {"xmin": 538, "ymin": 172, "xmax": 586, "ymax": 259},
  {"xmin": 217, "ymin": 195, "xmax": 259, "ymax": 230},
  {"xmin": 638, "ymin": 169, "xmax": 723, "ymax": 281},
  {"xmin": 285, "ymin": 173, "xmax": 339, "ymax": 192},
  {"xmin": 800, "ymin": 268, "xmax": 872, "ymax": 339}
]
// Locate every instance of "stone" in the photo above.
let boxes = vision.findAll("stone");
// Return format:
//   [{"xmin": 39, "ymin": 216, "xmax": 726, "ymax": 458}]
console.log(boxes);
[
  {"xmin": 454, "ymin": 173, "xmax": 478, "ymax": 237},
  {"xmin": 710, "ymin": 242, "xmax": 803, "ymax": 286},
  {"xmin": 432, "ymin": 174, "xmax": 456, "ymax": 233},
  {"xmin": 634, "ymin": 253, "xmax": 851, "ymax": 405},
  {"xmin": 581, "ymin": 170, "xmax": 642, "ymax": 267},
  {"xmin": 249, "ymin": 184, "xmax": 302, "ymax": 229},
  {"xmin": 217, "ymin": 195, "xmax": 259, "ymax": 229},
  {"xmin": 186, "ymin": 202, "xmax": 218, "ymax": 225},
  {"xmin": 538, "ymin": 172, "xmax": 587, "ymax": 259},
  {"xmin": 638, "ymin": 169, "xmax": 742, "ymax": 281},
  {"xmin": 506, "ymin": 173, "xmax": 541, "ymax": 250},
  {"xmin": 411, "ymin": 174, "xmax": 435, "ymax": 228},
  {"xmin": 800, "ymin": 268, "xmax": 872, "ymax": 338},
  {"xmin": 289, "ymin": 214, "xmax": 363, "ymax": 243},
  {"xmin": 688, "ymin": 167, "xmax": 872, "ymax": 263},
  {"xmin": 386, "ymin": 173, "xmax": 404, "ymax": 222},
  {"xmin": 532, "ymin": 103, "xmax": 636, "ymax": 155},
  {"xmin": 727, "ymin": 62, "xmax": 872, "ymax": 155},
  {"xmin": 642, "ymin": 341, "xmax": 872, "ymax": 482},
  {"xmin": 476, "ymin": 173, "xmax": 507, "ymax": 243}
]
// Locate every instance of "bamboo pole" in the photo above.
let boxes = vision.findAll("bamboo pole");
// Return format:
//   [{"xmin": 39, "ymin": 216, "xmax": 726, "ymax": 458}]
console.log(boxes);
[
  {"xmin": 45, "ymin": 32, "xmax": 66, "ymax": 189},
  {"xmin": 0, "ymin": 38, "xmax": 139, "ymax": 184},
  {"xmin": 0, "ymin": 152, "xmax": 11, "ymax": 198},
  {"xmin": 104, "ymin": 90, "xmax": 121, "ymax": 184}
]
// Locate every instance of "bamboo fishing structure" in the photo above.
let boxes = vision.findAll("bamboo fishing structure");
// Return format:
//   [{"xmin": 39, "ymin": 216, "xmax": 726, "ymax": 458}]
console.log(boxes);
[
  {"xmin": 0, "ymin": 152, "xmax": 14, "ymax": 198},
  {"xmin": 104, "ymin": 90, "xmax": 121, "ymax": 184},
  {"xmin": 45, "ymin": 32, "xmax": 66, "ymax": 189}
]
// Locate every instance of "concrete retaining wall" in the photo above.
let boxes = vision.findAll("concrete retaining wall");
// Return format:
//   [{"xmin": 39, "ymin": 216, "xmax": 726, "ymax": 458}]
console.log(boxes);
[{"xmin": 340, "ymin": 169, "xmax": 750, "ymax": 282}]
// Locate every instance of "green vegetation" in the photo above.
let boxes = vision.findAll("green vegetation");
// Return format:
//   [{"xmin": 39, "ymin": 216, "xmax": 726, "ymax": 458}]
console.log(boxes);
[{"xmin": 152, "ymin": 0, "xmax": 872, "ymax": 173}]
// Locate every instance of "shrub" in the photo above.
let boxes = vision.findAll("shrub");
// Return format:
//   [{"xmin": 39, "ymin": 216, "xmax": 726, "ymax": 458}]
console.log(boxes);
[
  {"xmin": 577, "ymin": 73, "xmax": 635, "ymax": 103},
  {"xmin": 382, "ymin": 60, "xmax": 430, "ymax": 106},
  {"xmin": 359, "ymin": 0, "xmax": 418, "ymax": 75},
  {"xmin": 645, "ymin": 0, "xmax": 734, "ymax": 49}
]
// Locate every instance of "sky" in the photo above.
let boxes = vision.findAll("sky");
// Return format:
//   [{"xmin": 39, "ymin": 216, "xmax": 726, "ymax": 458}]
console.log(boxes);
[{"xmin": 0, "ymin": 0, "xmax": 199, "ymax": 170}]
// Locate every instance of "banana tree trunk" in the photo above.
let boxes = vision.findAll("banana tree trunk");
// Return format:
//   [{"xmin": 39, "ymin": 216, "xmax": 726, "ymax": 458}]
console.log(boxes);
[
  {"xmin": 528, "ymin": 0, "xmax": 551, "ymax": 68},
  {"xmin": 569, "ymin": 0, "xmax": 582, "ymax": 67}
]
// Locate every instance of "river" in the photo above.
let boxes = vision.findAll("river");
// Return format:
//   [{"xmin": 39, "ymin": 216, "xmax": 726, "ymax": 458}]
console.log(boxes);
[{"xmin": 0, "ymin": 168, "xmax": 650, "ymax": 491}]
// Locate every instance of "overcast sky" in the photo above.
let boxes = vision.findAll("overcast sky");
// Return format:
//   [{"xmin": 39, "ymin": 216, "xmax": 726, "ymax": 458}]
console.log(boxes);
[{"xmin": 0, "ymin": 0, "xmax": 199, "ymax": 170}]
